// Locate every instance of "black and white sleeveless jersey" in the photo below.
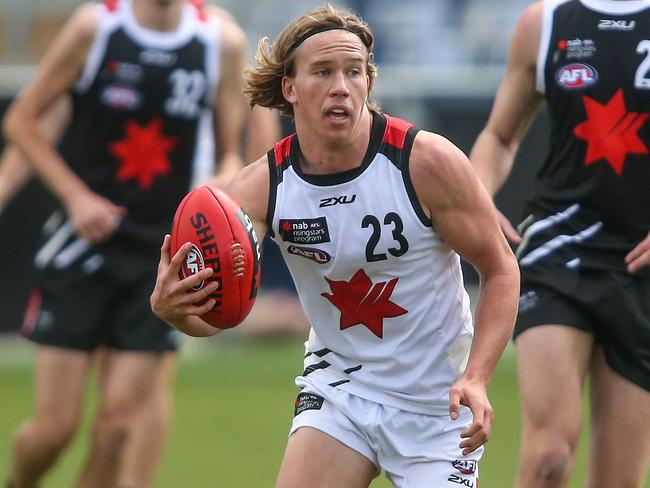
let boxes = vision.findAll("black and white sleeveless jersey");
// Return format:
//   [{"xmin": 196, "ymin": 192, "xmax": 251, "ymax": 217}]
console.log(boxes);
[
  {"xmin": 58, "ymin": 0, "xmax": 220, "ymax": 253},
  {"xmin": 267, "ymin": 113, "xmax": 474, "ymax": 415},
  {"xmin": 520, "ymin": 0, "xmax": 650, "ymax": 274}
]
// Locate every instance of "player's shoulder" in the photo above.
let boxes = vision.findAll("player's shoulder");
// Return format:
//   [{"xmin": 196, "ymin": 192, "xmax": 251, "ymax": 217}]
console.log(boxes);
[
  {"xmin": 507, "ymin": 1, "xmax": 543, "ymax": 68},
  {"xmin": 232, "ymin": 156, "xmax": 270, "ymax": 188},
  {"xmin": 62, "ymin": 2, "xmax": 100, "ymax": 42},
  {"xmin": 46, "ymin": 1, "xmax": 100, "ymax": 60},
  {"xmin": 411, "ymin": 130, "xmax": 470, "ymax": 181},
  {"xmin": 227, "ymin": 156, "xmax": 270, "ymax": 224},
  {"xmin": 519, "ymin": 1, "xmax": 543, "ymax": 26},
  {"xmin": 513, "ymin": 1, "xmax": 543, "ymax": 46},
  {"xmin": 204, "ymin": 4, "xmax": 246, "ymax": 51},
  {"xmin": 409, "ymin": 130, "xmax": 477, "ymax": 208}
]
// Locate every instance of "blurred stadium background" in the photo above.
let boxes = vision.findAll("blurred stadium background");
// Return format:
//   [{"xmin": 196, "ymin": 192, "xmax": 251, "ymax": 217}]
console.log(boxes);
[{"xmin": 0, "ymin": 1, "xmax": 600, "ymax": 487}]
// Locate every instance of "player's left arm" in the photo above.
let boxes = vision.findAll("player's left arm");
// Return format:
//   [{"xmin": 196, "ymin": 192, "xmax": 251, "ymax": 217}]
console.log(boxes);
[
  {"xmin": 208, "ymin": 8, "xmax": 247, "ymax": 187},
  {"xmin": 625, "ymin": 231, "xmax": 650, "ymax": 273},
  {"xmin": 411, "ymin": 132, "xmax": 520, "ymax": 455}
]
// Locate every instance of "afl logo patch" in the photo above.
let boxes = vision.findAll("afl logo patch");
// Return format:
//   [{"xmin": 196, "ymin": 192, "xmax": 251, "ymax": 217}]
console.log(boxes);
[
  {"xmin": 452, "ymin": 459, "xmax": 477, "ymax": 475},
  {"xmin": 555, "ymin": 64, "xmax": 598, "ymax": 90},
  {"xmin": 181, "ymin": 244, "xmax": 205, "ymax": 290},
  {"xmin": 100, "ymin": 84, "xmax": 142, "ymax": 110},
  {"xmin": 287, "ymin": 245, "xmax": 331, "ymax": 264}
]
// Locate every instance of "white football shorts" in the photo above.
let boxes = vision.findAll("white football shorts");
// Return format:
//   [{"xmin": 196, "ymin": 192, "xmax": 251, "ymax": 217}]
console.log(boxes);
[{"xmin": 290, "ymin": 376, "xmax": 483, "ymax": 487}]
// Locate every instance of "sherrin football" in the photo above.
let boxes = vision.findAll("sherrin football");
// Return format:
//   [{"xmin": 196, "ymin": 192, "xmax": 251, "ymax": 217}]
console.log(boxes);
[{"xmin": 170, "ymin": 185, "xmax": 261, "ymax": 329}]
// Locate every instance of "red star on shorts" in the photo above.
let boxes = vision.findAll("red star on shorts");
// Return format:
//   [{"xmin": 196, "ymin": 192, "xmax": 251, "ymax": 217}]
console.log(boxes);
[
  {"xmin": 573, "ymin": 89, "xmax": 649, "ymax": 175},
  {"xmin": 110, "ymin": 118, "xmax": 177, "ymax": 189}
]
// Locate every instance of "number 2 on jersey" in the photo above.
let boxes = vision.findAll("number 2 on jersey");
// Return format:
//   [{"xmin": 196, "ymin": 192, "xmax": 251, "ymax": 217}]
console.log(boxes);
[{"xmin": 635, "ymin": 40, "xmax": 650, "ymax": 89}]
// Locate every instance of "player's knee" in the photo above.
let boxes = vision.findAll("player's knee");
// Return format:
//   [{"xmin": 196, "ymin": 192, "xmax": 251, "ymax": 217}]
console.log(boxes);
[
  {"xmin": 93, "ymin": 409, "xmax": 131, "ymax": 448},
  {"xmin": 26, "ymin": 420, "xmax": 78, "ymax": 453},
  {"xmin": 531, "ymin": 445, "xmax": 573, "ymax": 484}
]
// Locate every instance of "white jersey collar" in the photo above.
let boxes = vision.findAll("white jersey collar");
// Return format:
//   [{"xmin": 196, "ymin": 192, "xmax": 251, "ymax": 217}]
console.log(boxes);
[{"xmin": 580, "ymin": 0, "xmax": 650, "ymax": 14}]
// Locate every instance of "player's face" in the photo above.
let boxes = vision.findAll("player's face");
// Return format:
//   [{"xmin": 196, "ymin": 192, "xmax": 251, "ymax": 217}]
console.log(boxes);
[{"xmin": 283, "ymin": 30, "xmax": 371, "ymax": 146}]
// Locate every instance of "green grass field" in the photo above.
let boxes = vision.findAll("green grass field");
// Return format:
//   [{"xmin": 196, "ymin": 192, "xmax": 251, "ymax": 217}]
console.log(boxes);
[{"xmin": 0, "ymin": 334, "xmax": 601, "ymax": 487}]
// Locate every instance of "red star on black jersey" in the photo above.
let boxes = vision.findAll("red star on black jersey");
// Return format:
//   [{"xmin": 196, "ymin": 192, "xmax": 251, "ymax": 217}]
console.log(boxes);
[
  {"xmin": 109, "ymin": 118, "xmax": 177, "ymax": 190},
  {"xmin": 321, "ymin": 269, "xmax": 407, "ymax": 338},
  {"xmin": 573, "ymin": 89, "xmax": 649, "ymax": 175}
]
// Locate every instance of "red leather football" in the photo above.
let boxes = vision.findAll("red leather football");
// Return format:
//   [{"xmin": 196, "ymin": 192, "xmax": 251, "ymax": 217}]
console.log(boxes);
[{"xmin": 170, "ymin": 185, "xmax": 261, "ymax": 329}]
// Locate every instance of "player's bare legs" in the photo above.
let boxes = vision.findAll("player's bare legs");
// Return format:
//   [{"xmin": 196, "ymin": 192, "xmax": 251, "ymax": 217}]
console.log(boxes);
[
  {"xmin": 275, "ymin": 427, "xmax": 377, "ymax": 488},
  {"xmin": 586, "ymin": 347, "xmax": 650, "ymax": 488},
  {"xmin": 514, "ymin": 325, "xmax": 594, "ymax": 488},
  {"xmin": 76, "ymin": 350, "xmax": 164, "ymax": 488},
  {"xmin": 11, "ymin": 346, "xmax": 91, "ymax": 488},
  {"xmin": 118, "ymin": 351, "xmax": 176, "ymax": 488}
]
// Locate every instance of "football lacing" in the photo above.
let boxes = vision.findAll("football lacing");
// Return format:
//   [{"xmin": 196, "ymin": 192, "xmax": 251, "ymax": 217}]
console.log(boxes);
[{"xmin": 231, "ymin": 242, "xmax": 246, "ymax": 276}]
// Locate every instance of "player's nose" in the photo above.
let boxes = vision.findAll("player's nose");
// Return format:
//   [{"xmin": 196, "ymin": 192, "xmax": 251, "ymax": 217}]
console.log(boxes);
[{"xmin": 329, "ymin": 71, "xmax": 350, "ymax": 97}]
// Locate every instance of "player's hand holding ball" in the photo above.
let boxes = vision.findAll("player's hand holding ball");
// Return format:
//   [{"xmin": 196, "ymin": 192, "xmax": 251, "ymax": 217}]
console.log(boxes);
[{"xmin": 151, "ymin": 186, "xmax": 261, "ymax": 336}]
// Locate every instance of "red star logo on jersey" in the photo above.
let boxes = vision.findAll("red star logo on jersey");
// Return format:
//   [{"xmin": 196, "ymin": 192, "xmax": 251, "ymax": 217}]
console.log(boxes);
[
  {"xmin": 281, "ymin": 221, "xmax": 292, "ymax": 232},
  {"xmin": 321, "ymin": 269, "xmax": 407, "ymax": 339},
  {"xmin": 573, "ymin": 89, "xmax": 649, "ymax": 175},
  {"xmin": 109, "ymin": 118, "xmax": 177, "ymax": 190}
]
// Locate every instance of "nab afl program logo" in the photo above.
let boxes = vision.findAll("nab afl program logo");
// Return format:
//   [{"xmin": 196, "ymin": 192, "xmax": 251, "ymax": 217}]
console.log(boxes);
[
  {"xmin": 555, "ymin": 63, "xmax": 598, "ymax": 90},
  {"xmin": 182, "ymin": 244, "xmax": 205, "ymax": 290}
]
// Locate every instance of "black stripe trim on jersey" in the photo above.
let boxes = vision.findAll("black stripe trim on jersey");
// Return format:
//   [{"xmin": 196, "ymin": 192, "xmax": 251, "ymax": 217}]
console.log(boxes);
[
  {"xmin": 343, "ymin": 365, "xmax": 362, "ymax": 374},
  {"xmin": 328, "ymin": 380, "xmax": 350, "ymax": 387},
  {"xmin": 304, "ymin": 348, "xmax": 331, "ymax": 359},
  {"xmin": 401, "ymin": 127, "xmax": 431, "ymax": 227},
  {"xmin": 288, "ymin": 111, "xmax": 387, "ymax": 186},
  {"xmin": 266, "ymin": 148, "xmax": 278, "ymax": 237},
  {"xmin": 267, "ymin": 136, "xmax": 294, "ymax": 237},
  {"xmin": 303, "ymin": 360, "xmax": 331, "ymax": 376}
]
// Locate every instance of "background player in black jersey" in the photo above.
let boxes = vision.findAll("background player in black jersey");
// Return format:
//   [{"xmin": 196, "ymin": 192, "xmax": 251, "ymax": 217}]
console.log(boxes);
[
  {"xmin": 0, "ymin": 99, "xmax": 283, "ymax": 488},
  {"xmin": 150, "ymin": 5, "xmax": 520, "ymax": 487},
  {"xmin": 2, "ymin": 0, "xmax": 251, "ymax": 486},
  {"xmin": 470, "ymin": 1, "xmax": 650, "ymax": 486}
]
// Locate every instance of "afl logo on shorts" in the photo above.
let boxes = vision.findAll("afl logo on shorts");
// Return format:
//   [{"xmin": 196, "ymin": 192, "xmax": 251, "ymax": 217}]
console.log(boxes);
[
  {"xmin": 555, "ymin": 63, "xmax": 598, "ymax": 90},
  {"xmin": 181, "ymin": 244, "xmax": 205, "ymax": 290}
]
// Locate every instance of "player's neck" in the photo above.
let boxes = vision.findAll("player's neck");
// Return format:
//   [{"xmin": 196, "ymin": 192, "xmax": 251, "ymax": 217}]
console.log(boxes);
[
  {"xmin": 296, "ymin": 109, "xmax": 373, "ymax": 175},
  {"xmin": 132, "ymin": 0, "xmax": 184, "ymax": 32}
]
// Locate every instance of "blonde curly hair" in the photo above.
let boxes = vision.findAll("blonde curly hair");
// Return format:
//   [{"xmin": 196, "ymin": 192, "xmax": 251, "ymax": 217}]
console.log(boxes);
[{"xmin": 244, "ymin": 3, "xmax": 380, "ymax": 117}]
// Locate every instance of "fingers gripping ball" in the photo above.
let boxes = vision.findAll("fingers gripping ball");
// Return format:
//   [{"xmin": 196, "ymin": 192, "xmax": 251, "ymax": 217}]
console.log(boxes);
[{"xmin": 171, "ymin": 186, "xmax": 261, "ymax": 328}]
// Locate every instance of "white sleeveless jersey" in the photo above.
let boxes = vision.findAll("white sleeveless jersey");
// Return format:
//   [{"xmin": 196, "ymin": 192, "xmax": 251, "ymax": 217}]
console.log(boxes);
[{"xmin": 267, "ymin": 113, "xmax": 474, "ymax": 415}]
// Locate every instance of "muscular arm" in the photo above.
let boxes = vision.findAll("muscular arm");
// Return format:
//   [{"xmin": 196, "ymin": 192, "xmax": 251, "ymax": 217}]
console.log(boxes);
[
  {"xmin": 469, "ymin": 2, "xmax": 544, "ymax": 196},
  {"xmin": 411, "ymin": 132, "xmax": 520, "ymax": 454},
  {"xmin": 2, "ymin": 3, "xmax": 126, "ymax": 242}
]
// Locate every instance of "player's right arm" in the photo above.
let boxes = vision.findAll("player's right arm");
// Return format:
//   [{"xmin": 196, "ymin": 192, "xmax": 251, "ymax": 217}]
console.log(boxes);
[
  {"xmin": 2, "ymin": 3, "xmax": 126, "ymax": 243},
  {"xmin": 469, "ymin": 2, "xmax": 544, "ymax": 242},
  {"xmin": 0, "ymin": 96, "xmax": 71, "ymax": 214},
  {"xmin": 150, "ymin": 156, "xmax": 270, "ymax": 336}
]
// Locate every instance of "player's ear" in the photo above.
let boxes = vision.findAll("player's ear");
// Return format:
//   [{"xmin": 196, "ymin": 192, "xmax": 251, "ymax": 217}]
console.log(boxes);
[{"xmin": 282, "ymin": 76, "xmax": 297, "ymax": 105}]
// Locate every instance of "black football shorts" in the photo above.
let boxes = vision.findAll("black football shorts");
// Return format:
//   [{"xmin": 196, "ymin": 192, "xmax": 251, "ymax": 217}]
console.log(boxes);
[
  {"xmin": 22, "ymin": 248, "xmax": 179, "ymax": 353},
  {"xmin": 515, "ymin": 264, "xmax": 650, "ymax": 392}
]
